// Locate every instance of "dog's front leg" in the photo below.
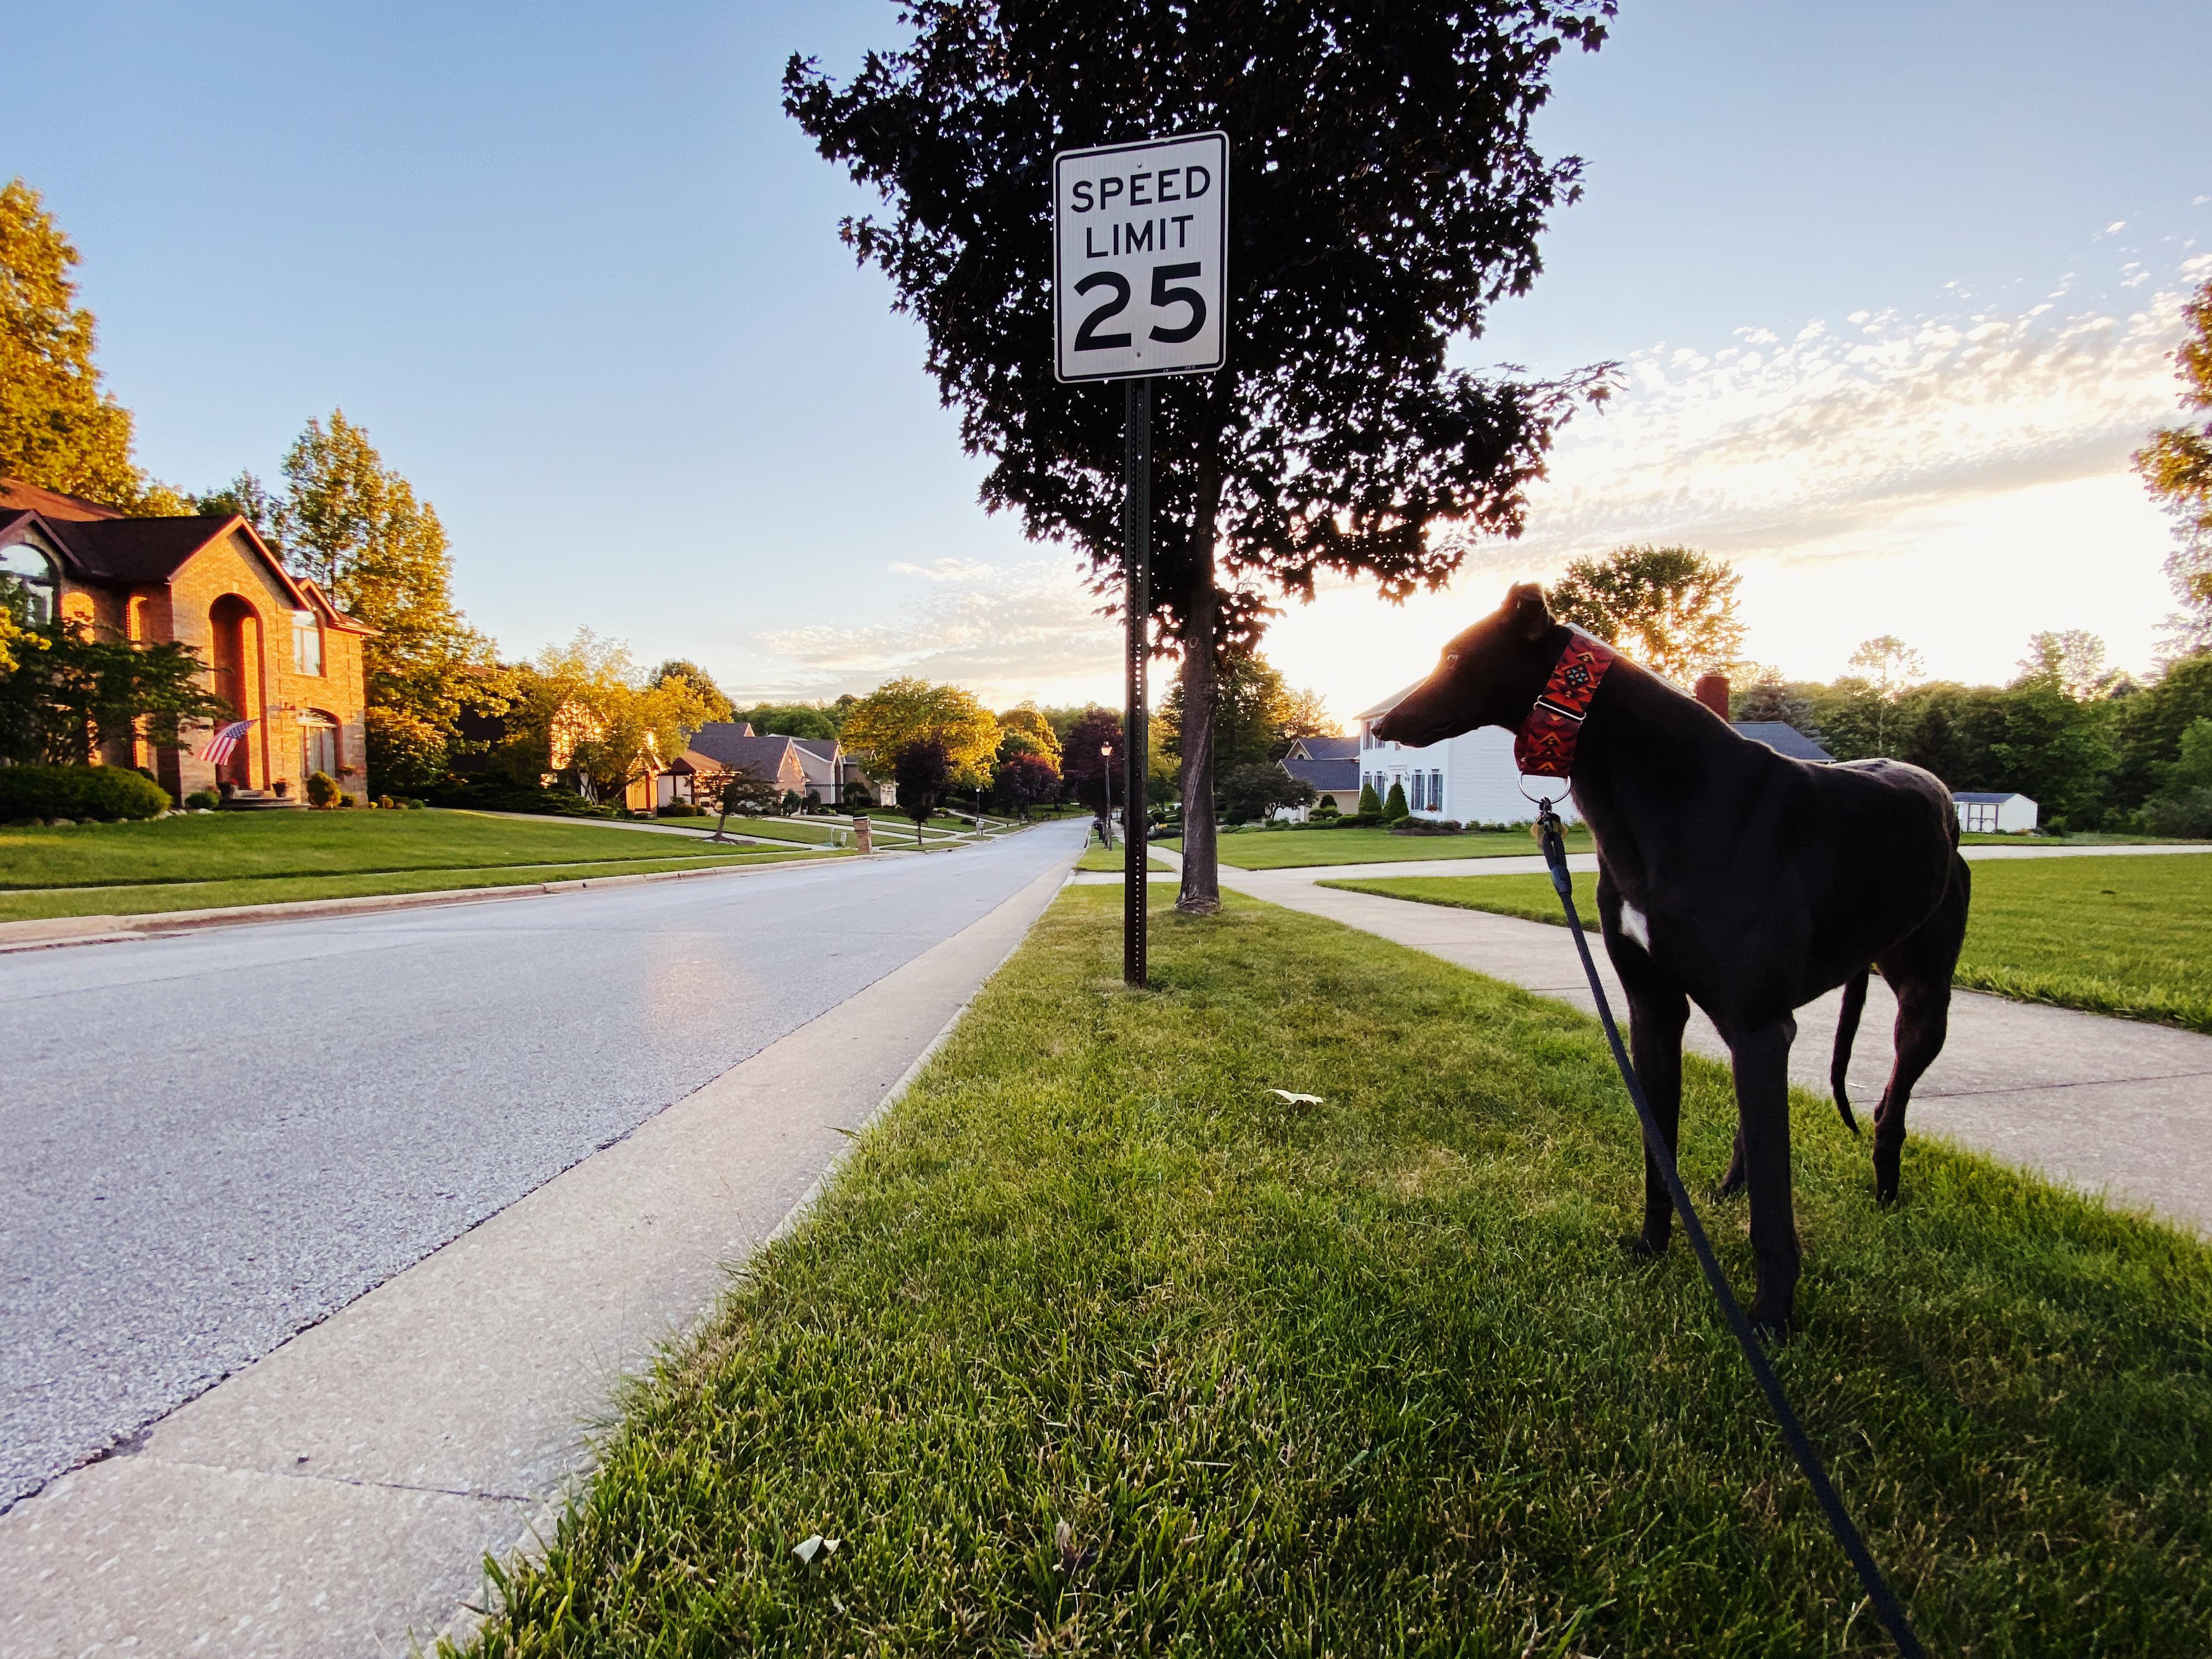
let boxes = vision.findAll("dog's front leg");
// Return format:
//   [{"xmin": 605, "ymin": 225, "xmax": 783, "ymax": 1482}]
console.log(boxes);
[
  {"xmin": 1621, "ymin": 966, "xmax": 1689, "ymax": 1260},
  {"xmin": 1728, "ymin": 1014, "xmax": 1802, "ymax": 1335}
]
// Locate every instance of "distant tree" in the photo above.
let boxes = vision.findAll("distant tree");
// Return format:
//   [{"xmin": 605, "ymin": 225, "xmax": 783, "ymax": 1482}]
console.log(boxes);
[
  {"xmin": 990, "ymin": 749, "xmax": 1061, "ymax": 819},
  {"xmin": 892, "ymin": 738, "xmax": 952, "ymax": 845},
  {"xmin": 0, "ymin": 179, "xmax": 153, "ymax": 509},
  {"xmin": 2108, "ymin": 653, "xmax": 2212, "ymax": 809},
  {"xmin": 269, "ymin": 410, "xmax": 500, "ymax": 786},
  {"xmin": 2135, "ymin": 278, "xmax": 2212, "ymax": 658},
  {"xmin": 695, "ymin": 764, "xmax": 781, "ymax": 839},
  {"xmin": 193, "ymin": 471, "xmax": 281, "ymax": 537},
  {"xmin": 995, "ymin": 703, "xmax": 1062, "ymax": 766},
  {"xmin": 1847, "ymin": 635, "xmax": 1927, "ymax": 698},
  {"xmin": 2015, "ymin": 630, "xmax": 2120, "ymax": 701},
  {"xmin": 520, "ymin": 629, "xmax": 717, "ymax": 803},
  {"xmin": 0, "ymin": 622, "xmax": 226, "ymax": 766},
  {"xmin": 786, "ymin": 2, "xmax": 1616, "ymax": 916},
  {"xmin": 1279, "ymin": 686, "xmax": 1339, "ymax": 741},
  {"xmin": 1547, "ymin": 546, "xmax": 1744, "ymax": 682},
  {"xmin": 735, "ymin": 702, "xmax": 840, "ymax": 741},
  {"xmin": 1731, "ymin": 669, "xmax": 1824, "ymax": 742},
  {"xmin": 653, "ymin": 660, "xmax": 735, "ymax": 723},
  {"xmin": 1381, "ymin": 778, "xmax": 1410, "ymax": 822},
  {"xmin": 2140, "ymin": 718, "xmax": 2212, "ymax": 836},
  {"xmin": 1061, "ymin": 706, "xmax": 1126, "ymax": 812},
  {"xmin": 840, "ymin": 679, "xmax": 1000, "ymax": 787},
  {"xmin": 1220, "ymin": 761, "xmax": 1316, "ymax": 825},
  {"xmin": 1160, "ymin": 651, "xmax": 1302, "ymax": 772}
]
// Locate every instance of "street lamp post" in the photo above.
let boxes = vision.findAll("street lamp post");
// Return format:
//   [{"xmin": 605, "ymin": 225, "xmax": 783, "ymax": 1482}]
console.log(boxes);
[{"xmin": 1098, "ymin": 742, "xmax": 1115, "ymax": 850}]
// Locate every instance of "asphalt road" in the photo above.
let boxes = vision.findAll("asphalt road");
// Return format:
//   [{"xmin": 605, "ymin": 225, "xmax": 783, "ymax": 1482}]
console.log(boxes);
[{"xmin": 0, "ymin": 822, "xmax": 1086, "ymax": 1510}]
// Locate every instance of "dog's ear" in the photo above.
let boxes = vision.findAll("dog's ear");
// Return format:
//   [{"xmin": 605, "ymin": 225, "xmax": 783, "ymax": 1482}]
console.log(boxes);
[{"xmin": 1506, "ymin": 582, "xmax": 1553, "ymax": 642}]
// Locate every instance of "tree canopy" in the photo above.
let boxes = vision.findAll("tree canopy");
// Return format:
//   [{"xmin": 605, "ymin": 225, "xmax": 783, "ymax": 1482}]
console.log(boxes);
[
  {"xmin": 2134, "ymin": 278, "xmax": 2212, "ymax": 658},
  {"xmin": 786, "ymin": 0, "xmax": 1613, "ymax": 910},
  {"xmin": 840, "ymin": 678, "xmax": 1001, "ymax": 785},
  {"xmin": 1547, "ymin": 545, "xmax": 1745, "ymax": 683},
  {"xmin": 653, "ymin": 660, "xmax": 735, "ymax": 723},
  {"xmin": 0, "ymin": 179, "xmax": 175, "ymax": 511}
]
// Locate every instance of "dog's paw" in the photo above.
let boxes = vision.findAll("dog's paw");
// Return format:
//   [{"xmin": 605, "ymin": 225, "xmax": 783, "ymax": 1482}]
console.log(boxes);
[
  {"xmin": 1747, "ymin": 1303, "xmax": 1796, "ymax": 1342},
  {"xmin": 1618, "ymin": 1232, "xmax": 1667, "ymax": 1262}
]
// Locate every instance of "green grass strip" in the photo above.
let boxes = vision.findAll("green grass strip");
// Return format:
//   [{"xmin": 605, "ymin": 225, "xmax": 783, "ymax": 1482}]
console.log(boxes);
[
  {"xmin": 452, "ymin": 889, "xmax": 2212, "ymax": 1656},
  {"xmin": 0, "ymin": 850, "xmax": 830, "ymax": 922},
  {"xmin": 1324, "ymin": 853, "xmax": 2212, "ymax": 1035}
]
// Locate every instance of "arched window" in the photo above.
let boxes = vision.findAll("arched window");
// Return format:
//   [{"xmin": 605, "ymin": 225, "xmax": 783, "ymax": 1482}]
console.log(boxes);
[{"xmin": 0, "ymin": 540, "xmax": 57, "ymax": 628}]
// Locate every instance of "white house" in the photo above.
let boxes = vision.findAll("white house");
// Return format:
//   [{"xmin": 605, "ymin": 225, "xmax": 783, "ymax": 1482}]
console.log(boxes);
[
  {"xmin": 1353, "ymin": 683, "xmax": 1584, "ymax": 825},
  {"xmin": 1953, "ymin": 791, "xmax": 2038, "ymax": 833}
]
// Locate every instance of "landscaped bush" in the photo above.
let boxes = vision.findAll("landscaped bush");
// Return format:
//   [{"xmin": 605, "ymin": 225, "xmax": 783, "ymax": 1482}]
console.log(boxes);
[
  {"xmin": 655, "ymin": 802, "xmax": 705, "ymax": 818},
  {"xmin": 421, "ymin": 779, "xmax": 619, "ymax": 819},
  {"xmin": 304, "ymin": 770, "xmax": 343, "ymax": 808},
  {"xmin": 0, "ymin": 764, "xmax": 171, "ymax": 823},
  {"xmin": 184, "ymin": 789, "xmax": 220, "ymax": 810},
  {"xmin": 1390, "ymin": 816, "xmax": 1464, "ymax": 836}
]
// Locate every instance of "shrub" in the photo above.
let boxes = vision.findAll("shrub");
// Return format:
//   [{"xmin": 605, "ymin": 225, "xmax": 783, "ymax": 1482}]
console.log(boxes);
[
  {"xmin": 2140, "ymin": 788, "xmax": 2212, "ymax": 838},
  {"xmin": 1389, "ymin": 816, "xmax": 1464, "ymax": 837},
  {"xmin": 185, "ymin": 789, "xmax": 221, "ymax": 811},
  {"xmin": 656, "ymin": 802, "xmax": 706, "ymax": 818},
  {"xmin": 0, "ymin": 764, "xmax": 171, "ymax": 822},
  {"xmin": 1381, "ymin": 780, "xmax": 1410, "ymax": 821},
  {"xmin": 305, "ymin": 770, "xmax": 343, "ymax": 808},
  {"xmin": 1357, "ymin": 782, "xmax": 1383, "ymax": 815}
]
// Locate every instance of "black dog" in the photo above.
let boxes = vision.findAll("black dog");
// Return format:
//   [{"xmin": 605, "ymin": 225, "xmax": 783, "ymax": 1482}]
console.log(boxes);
[{"xmin": 1373, "ymin": 585, "xmax": 1970, "ymax": 1332}]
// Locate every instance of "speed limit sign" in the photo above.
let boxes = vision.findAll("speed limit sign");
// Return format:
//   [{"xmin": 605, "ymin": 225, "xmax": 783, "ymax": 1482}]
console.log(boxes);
[{"xmin": 1052, "ymin": 131, "xmax": 1227, "ymax": 381}]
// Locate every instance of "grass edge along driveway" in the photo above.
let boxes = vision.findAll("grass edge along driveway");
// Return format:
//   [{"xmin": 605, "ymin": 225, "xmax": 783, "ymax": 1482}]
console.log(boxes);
[
  {"xmin": 450, "ymin": 888, "xmax": 2212, "ymax": 1657},
  {"xmin": 1325, "ymin": 850, "xmax": 2212, "ymax": 1036},
  {"xmin": 1163, "ymin": 822, "xmax": 1593, "ymax": 870}
]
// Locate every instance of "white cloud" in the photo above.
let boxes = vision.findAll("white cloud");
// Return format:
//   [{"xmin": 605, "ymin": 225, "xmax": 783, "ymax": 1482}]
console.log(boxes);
[{"xmin": 740, "ymin": 557, "xmax": 1122, "ymax": 707}]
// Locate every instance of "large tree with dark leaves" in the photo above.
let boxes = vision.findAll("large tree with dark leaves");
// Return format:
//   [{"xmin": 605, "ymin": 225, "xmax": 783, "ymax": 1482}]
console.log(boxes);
[{"xmin": 785, "ymin": 0, "xmax": 1612, "ymax": 911}]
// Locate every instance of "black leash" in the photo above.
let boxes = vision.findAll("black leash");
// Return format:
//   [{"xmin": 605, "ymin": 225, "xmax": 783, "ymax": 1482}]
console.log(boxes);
[{"xmin": 1534, "ymin": 804, "xmax": 1927, "ymax": 1659}]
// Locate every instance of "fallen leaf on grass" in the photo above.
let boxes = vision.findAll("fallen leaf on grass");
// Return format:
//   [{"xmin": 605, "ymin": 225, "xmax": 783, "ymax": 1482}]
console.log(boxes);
[
  {"xmin": 1269, "ymin": 1090, "xmax": 1324, "ymax": 1105},
  {"xmin": 793, "ymin": 1534, "xmax": 842, "ymax": 1565}
]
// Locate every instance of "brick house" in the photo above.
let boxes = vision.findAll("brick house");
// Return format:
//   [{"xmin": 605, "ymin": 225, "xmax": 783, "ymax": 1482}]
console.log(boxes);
[{"xmin": 0, "ymin": 477, "xmax": 373, "ymax": 803}]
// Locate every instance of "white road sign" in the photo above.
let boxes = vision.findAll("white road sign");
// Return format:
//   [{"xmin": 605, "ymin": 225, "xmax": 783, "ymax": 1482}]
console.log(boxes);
[{"xmin": 1053, "ymin": 131, "xmax": 1227, "ymax": 382}]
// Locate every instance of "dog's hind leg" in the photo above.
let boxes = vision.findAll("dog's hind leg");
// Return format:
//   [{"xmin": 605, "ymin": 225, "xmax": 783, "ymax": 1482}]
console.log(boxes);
[{"xmin": 1870, "ymin": 858, "xmax": 1970, "ymax": 1205}]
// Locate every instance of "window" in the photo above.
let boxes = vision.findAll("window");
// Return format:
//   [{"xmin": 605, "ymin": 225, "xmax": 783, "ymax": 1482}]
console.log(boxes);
[
  {"xmin": 300, "ymin": 713, "xmax": 339, "ymax": 780},
  {"xmin": 1428, "ymin": 770, "xmax": 1444, "ymax": 811},
  {"xmin": 292, "ymin": 610, "xmax": 324, "ymax": 675},
  {"xmin": 0, "ymin": 540, "xmax": 57, "ymax": 628}
]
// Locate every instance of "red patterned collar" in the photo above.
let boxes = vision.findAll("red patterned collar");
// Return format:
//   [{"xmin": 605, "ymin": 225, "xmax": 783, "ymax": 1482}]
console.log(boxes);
[{"xmin": 1514, "ymin": 633, "xmax": 1618, "ymax": 779}]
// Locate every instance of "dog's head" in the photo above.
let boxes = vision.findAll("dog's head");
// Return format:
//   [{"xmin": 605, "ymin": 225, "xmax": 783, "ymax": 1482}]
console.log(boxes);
[{"xmin": 1369, "ymin": 584, "xmax": 1566, "ymax": 748}]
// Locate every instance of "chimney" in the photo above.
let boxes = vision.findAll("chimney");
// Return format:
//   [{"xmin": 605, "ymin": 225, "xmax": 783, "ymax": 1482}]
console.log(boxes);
[{"xmin": 1694, "ymin": 673, "xmax": 1730, "ymax": 720}]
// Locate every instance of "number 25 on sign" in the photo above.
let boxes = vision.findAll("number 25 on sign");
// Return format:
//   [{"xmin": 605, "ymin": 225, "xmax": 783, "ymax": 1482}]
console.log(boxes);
[{"xmin": 1053, "ymin": 132, "xmax": 1227, "ymax": 382}]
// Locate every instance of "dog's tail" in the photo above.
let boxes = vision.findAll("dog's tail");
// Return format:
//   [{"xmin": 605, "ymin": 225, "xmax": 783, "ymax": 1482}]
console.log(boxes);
[{"xmin": 1831, "ymin": 970, "xmax": 1869, "ymax": 1136}]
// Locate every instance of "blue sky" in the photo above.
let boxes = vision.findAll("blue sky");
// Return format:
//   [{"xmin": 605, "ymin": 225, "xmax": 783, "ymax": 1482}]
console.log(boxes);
[{"xmin": 9, "ymin": 0, "xmax": 2210, "ymax": 720}]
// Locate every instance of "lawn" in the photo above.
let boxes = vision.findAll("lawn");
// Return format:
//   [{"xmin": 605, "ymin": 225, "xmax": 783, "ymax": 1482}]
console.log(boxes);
[
  {"xmin": 1075, "ymin": 844, "xmax": 1172, "ymax": 873},
  {"xmin": 451, "ymin": 889, "xmax": 2212, "ymax": 1657},
  {"xmin": 0, "ymin": 811, "xmax": 832, "ymax": 922},
  {"xmin": 1326, "ymin": 851, "xmax": 2212, "ymax": 1034},
  {"xmin": 1164, "ymin": 822, "xmax": 1592, "ymax": 870}
]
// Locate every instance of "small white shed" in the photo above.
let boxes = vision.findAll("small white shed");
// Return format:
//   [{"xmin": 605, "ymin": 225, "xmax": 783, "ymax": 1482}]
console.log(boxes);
[{"xmin": 1953, "ymin": 791, "xmax": 2038, "ymax": 833}]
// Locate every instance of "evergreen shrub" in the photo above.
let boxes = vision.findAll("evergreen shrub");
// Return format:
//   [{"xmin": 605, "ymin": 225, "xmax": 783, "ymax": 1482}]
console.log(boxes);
[{"xmin": 0, "ymin": 764, "xmax": 170, "ymax": 822}]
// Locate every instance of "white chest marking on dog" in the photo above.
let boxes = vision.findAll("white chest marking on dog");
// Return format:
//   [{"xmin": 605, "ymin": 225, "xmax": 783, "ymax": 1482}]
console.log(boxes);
[{"xmin": 1620, "ymin": 902, "xmax": 1651, "ymax": 951}]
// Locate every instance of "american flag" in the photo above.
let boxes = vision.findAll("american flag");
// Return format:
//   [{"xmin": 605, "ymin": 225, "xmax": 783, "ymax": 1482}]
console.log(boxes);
[{"xmin": 198, "ymin": 719, "xmax": 256, "ymax": 766}]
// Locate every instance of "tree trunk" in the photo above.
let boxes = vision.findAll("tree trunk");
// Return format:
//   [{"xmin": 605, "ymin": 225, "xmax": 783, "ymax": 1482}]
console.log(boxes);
[{"xmin": 1176, "ymin": 451, "xmax": 1227, "ymax": 916}]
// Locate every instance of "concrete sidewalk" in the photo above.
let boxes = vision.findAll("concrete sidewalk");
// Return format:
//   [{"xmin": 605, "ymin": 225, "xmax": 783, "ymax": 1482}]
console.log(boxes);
[
  {"xmin": 0, "ymin": 851, "xmax": 1077, "ymax": 1658},
  {"xmin": 1192, "ymin": 847, "xmax": 2212, "ymax": 1236}
]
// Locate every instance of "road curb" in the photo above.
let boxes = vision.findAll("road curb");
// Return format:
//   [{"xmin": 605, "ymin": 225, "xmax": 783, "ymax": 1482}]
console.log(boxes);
[{"xmin": 0, "ymin": 850, "xmax": 891, "ymax": 954}]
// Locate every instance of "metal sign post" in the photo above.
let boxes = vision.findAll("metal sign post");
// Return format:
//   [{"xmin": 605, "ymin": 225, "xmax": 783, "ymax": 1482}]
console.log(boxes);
[
  {"xmin": 1121, "ymin": 377, "xmax": 1151, "ymax": 988},
  {"xmin": 1053, "ymin": 130, "xmax": 1228, "ymax": 989}
]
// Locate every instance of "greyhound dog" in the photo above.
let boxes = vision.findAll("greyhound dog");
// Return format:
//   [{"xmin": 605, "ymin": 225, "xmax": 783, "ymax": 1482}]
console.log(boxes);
[{"xmin": 1373, "ymin": 584, "xmax": 1970, "ymax": 1333}]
